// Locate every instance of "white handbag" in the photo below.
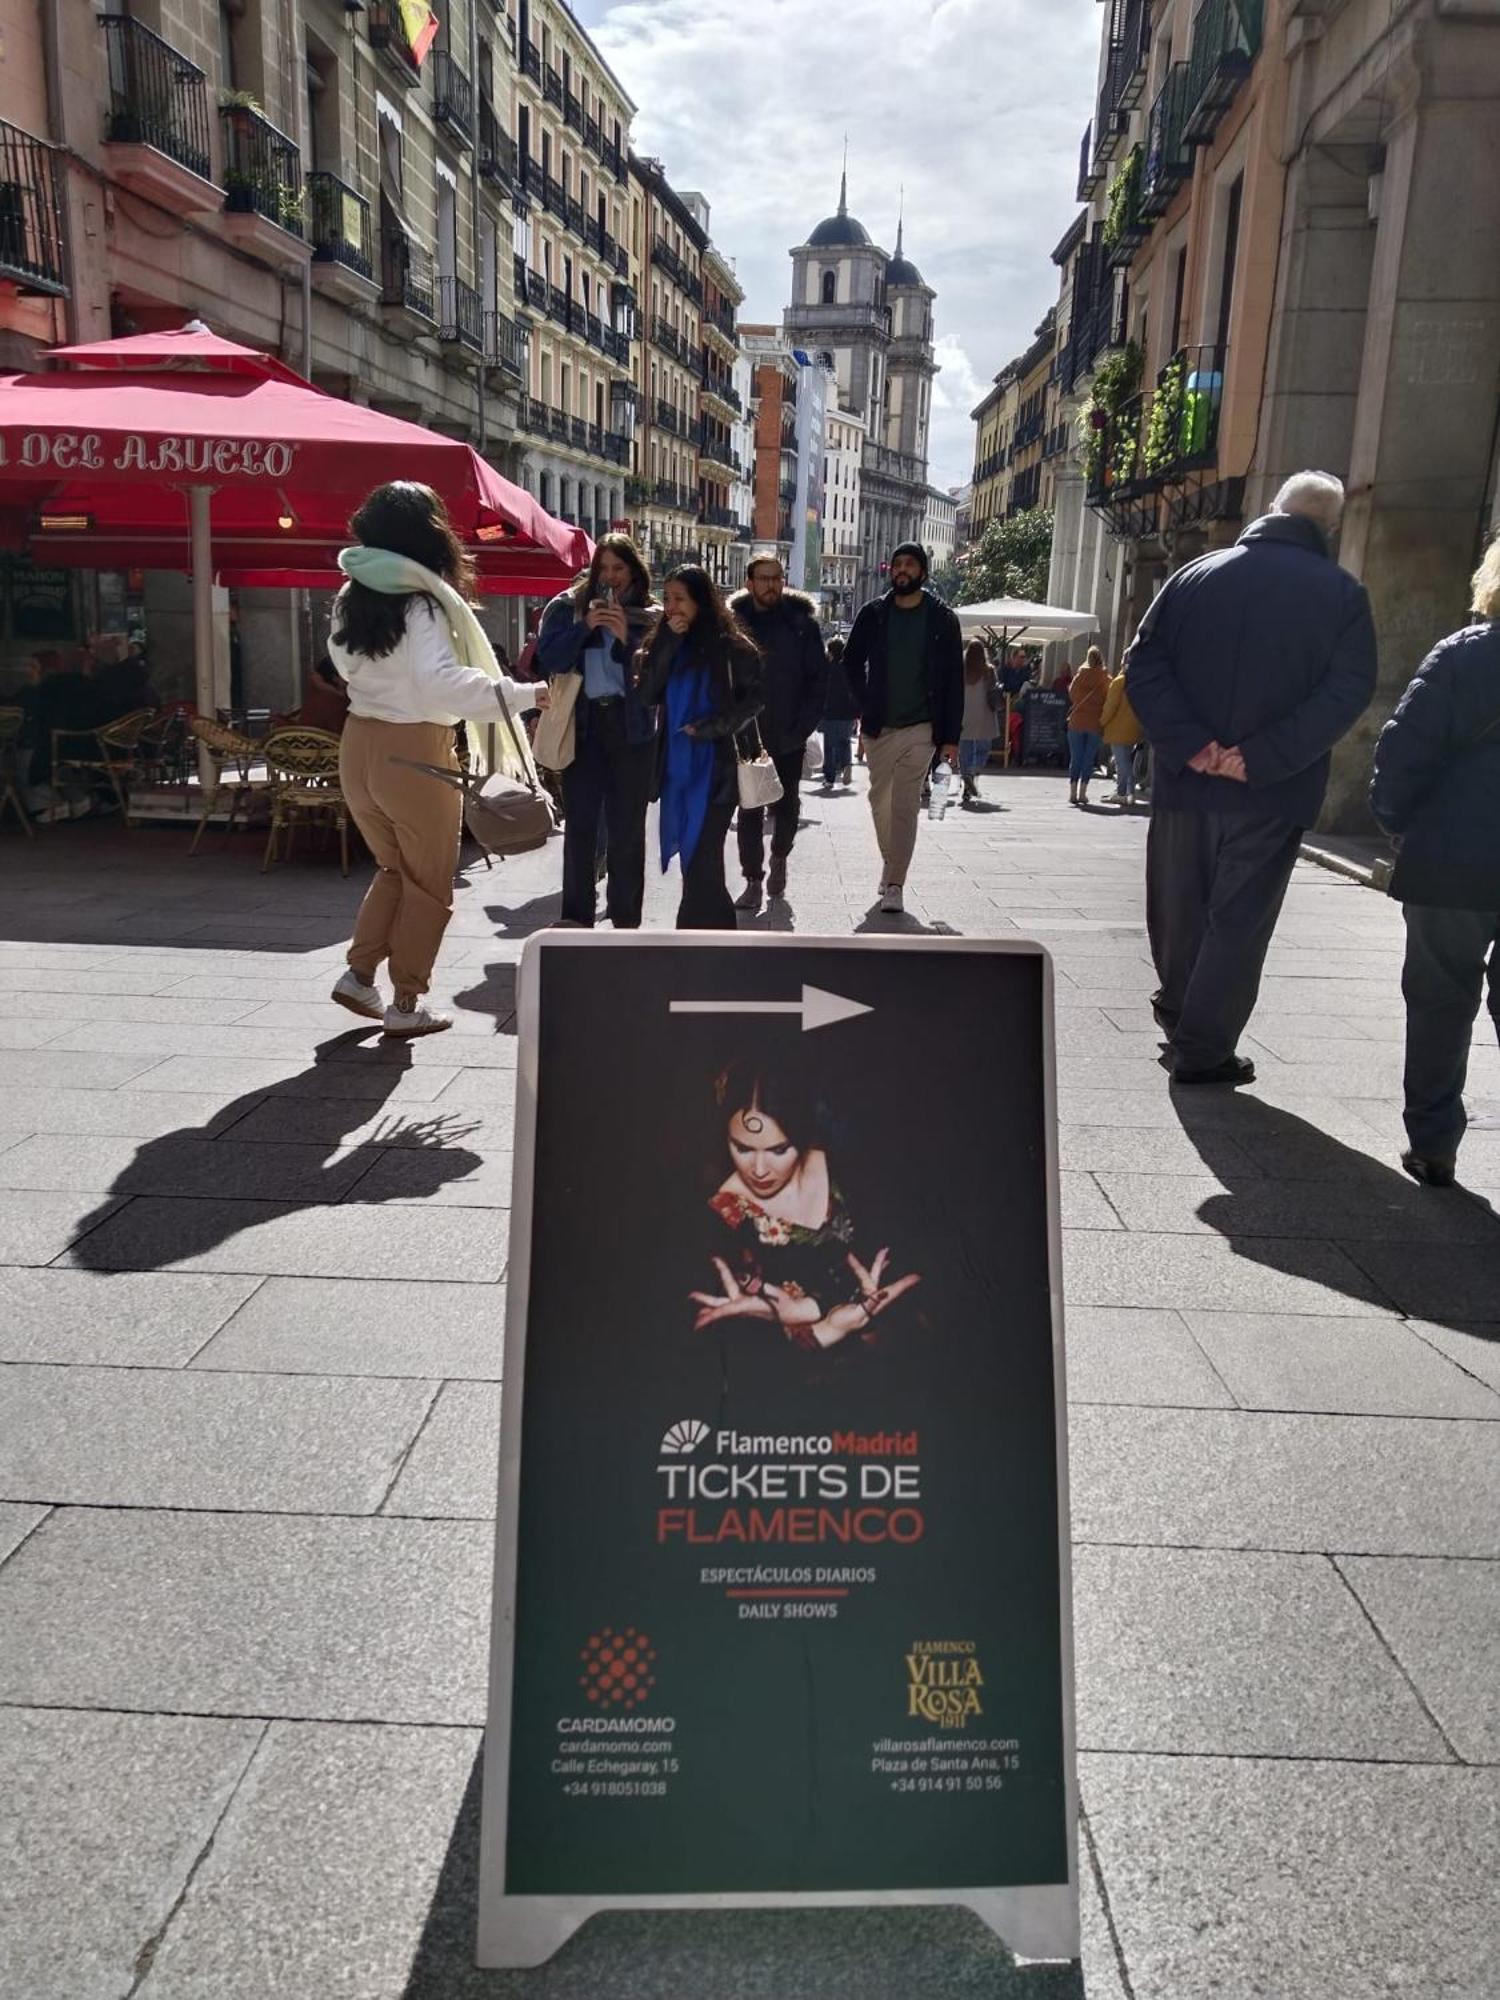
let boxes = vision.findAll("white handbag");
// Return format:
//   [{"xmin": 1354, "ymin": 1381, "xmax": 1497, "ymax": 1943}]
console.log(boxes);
[
  {"xmin": 736, "ymin": 724, "xmax": 784, "ymax": 811},
  {"xmin": 802, "ymin": 731, "xmax": 823, "ymax": 781}
]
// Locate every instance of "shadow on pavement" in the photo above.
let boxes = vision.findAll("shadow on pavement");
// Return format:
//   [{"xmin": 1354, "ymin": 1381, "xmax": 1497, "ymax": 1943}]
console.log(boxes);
[
  {"xmin": 451, "ymin": 963, "xmax": 519, "ymax": 1033},
  {"xmin": 854, "ymin": 905, "xmax": 965, "ymax": 938},
  {"xmin": 1174, "ymin": 1093, "xmax": 1500, "ymax": 1331},
  {"xmin": 482, "ymin": 893, "xmax": 563, "ymax": 938},
  {"xmin": 401, "ymin": 1750, "xmax": 1089, "ymax": 2000},
  {"xmin": 67, "ymin": 1031, "xmax": 483, "ymax": 1270}
]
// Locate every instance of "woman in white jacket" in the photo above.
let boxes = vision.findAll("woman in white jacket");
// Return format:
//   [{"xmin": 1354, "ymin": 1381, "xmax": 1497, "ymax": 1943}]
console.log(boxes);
[{"xmin": 326, "ymin": 482, "xmax": 539, "ymax": 1037}]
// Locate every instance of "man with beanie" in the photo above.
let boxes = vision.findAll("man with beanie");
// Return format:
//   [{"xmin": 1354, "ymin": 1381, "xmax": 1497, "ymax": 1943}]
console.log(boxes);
[
  {"xmin": 845, "ymin": 541, "xmax": 964, "ymax": 913},
  {"xmin": 728, "ymin": 554, "xmax": 827, "ymax": 907}
]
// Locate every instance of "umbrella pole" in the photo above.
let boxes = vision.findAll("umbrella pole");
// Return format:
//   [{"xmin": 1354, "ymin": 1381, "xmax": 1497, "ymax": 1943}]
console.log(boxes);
[{"xmin": 189, "ymin": 484, "xmax": 216, "ymax": 789}]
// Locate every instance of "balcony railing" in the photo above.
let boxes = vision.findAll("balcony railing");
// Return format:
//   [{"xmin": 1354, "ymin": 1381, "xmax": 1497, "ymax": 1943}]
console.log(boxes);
[
  {"xmin": 101, "ymin": 17, "xmax": 211, "ymax": 181},
  {"xmin": 522, "ymin": 40, "xmax": 542, "ymax": 84},
  {"xmin": 655, "ymin": 398, "xmax": 683, "ymax": 436},
  {"xmin": 431, "ymin": 50, "xmax": 474, "ymax": 145},
  {"xmin": 219, "ymin": 103, "xmax": 302, "ymax": 234},
  {"xmin": 699, "ymin": 503, "xmax": 739, "ymax": 529},
  {"xmin": 652, "ymin": 236, "xmax": 701, "ymax": 302},
  {"xmin": 700, "ymin": 370, "xmax": 742, "ymax": 414},
  {"xmin": 652, "ymin": 314, "xmax": 688, "ymax": 364},
  {"xmin": 479, "ymin": 102, "xmax": 517, "ymax": 187},
  {"xmin": 306, "ymin": 171, "xmax": 372, "ymax": 278},
  {"xmin": 654, "ymin": 481, "xmax": 696, "ymax": 513},
  {"xmin": 437, "ymin": 273, "xmax": 483, "ymax": 350},
  {"xmin": 543, "ymin": 65, "xmax": 563, "ymax": 109},
  {"xmin": 366, "ymin": 0, "xmax": 423, "ymax": 85},
  {"xmin": 381, "ymin": 232, "xmax": 435, "ymax": 321},
  {"xmin": 704, "ymin": 301, "xmax": 736, "ymax": 342},
  {"xmin": 563, "ymin": 89, "xmax": 582, "ymax": 132},
  {"xmin": 484, "ymin": 308, "xmax": 524, "ymax": 377},
  {"xmin": 525, "ymin": 267, "xmax": 547, "ymax": 313},
  {"xmin": 1184, "ymin": 0, "xmax": 1263, "ymax": 146},
  {"xmin": 0, "ymin": 119, "xmax": 68, "ymax": 295},
  {"xmin": 1088, "ymin": 343, "xmax": 1227, "ymax": 510},
  {"xmin": 1077, "ymin": 121, "xmax": 1101, "ymax": 201},
  {"xmin": 1141, "ymin": 63, "xmax": 1192, "ymax": 218}
]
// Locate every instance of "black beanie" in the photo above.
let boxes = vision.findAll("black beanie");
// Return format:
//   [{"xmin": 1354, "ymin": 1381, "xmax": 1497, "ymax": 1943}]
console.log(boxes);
[{"xmin": 890, "ymin": 540, "xmax": 928, "ymax": 578}]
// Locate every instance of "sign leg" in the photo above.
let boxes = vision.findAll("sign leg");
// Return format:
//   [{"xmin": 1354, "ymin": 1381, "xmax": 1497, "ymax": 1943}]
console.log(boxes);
[{"xmin": 476, "ymin": 1896, "xmax": 591, "ymax": 1970}]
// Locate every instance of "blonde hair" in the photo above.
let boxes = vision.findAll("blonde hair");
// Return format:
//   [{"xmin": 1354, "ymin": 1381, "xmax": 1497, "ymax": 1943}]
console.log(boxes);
[
  {"xmin": 1085, "ymin": 645, "xmax": 1105, "ymax": 671},
  {"xmin": 1473, "ymin": 533, "xmax": 1500, "ymax": 620}
]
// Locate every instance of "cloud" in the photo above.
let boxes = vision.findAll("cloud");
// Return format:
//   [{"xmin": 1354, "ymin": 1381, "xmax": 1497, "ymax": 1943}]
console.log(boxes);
[{"xmin": 569, "ymin": 0, "xmax": 1101, "ymax": 488}]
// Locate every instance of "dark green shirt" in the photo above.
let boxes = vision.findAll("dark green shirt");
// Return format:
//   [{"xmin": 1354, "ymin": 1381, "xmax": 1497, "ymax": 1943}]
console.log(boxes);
[{"xmin": 884, "ymin": 599, "xmax": 931, "ymax": 728}]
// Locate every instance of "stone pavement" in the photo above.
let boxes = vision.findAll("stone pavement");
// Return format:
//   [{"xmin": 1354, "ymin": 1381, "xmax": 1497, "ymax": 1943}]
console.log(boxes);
[{"xmin": 0, "ymin": 771, "xmax": 1496, "ymax": 2000}]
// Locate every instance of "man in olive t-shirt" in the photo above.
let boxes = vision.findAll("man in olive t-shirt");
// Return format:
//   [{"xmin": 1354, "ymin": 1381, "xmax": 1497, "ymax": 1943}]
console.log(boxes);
[{"xmin": 844, "ymin": 541, "xmax": 964, "ymax": 914}]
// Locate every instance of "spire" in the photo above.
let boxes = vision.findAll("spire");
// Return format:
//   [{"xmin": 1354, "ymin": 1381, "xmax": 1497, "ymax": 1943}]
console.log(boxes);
[
  {"xmin": 895, "ymin": 184, "xmax": 904, "ymax": 258},
  {"xmin": 838, "ymin": 139, "xmax": 848, "ymax": 216}
]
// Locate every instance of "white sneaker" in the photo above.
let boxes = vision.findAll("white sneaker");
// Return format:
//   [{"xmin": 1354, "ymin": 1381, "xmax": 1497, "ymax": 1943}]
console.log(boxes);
[
  {"xmin": 331, "ymin": 970, "xmax": 385, "ymax": 1021},
  {"xmin": 879, "ymin": 883, "xmax": 904, "ymax": 915},
  {"xmin": 383, "ymin": 1003, "xmax": 453, "ymax": 1038}
]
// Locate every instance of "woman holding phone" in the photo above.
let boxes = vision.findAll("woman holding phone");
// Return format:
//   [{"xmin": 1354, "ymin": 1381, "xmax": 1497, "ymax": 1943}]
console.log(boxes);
[{"xmin": 536, "ymin": 533, "xmax": 658, "ymax": 927}]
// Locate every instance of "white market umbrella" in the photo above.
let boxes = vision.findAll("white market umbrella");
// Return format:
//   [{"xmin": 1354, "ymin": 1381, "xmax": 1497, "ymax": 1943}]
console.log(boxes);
[{"xmin": 954, "ymin": 597, "xmax": 1099, "ymax": 646}]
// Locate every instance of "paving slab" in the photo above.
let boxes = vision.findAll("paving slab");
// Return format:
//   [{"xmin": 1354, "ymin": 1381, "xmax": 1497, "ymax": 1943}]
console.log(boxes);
[
  {"xmin": 346, "ymin": 1147, "xmax": 514, "ymax": 1210},
  {"xmin": 1407, "ymin": 1319, "xmax": 1500, "ymax": 1396},
  {"xmin": 0, "ymin": 1503, "xmax": 47, "ymax": 1566},
  {"xmin": 0, "ymin": 1133, "xmax": 385, "ymax": 1202},
  {"xmin": 0, "ymin": 990, "xmax": 260, "ymax": 1026},
  {"xmin": 219, "ymin": 1096, "xmax": 498, "ymax": 1149},
  {"xmin": 1056, "ymin": 1124, "xmax": 1262, "ymax": 1178},
  {"xmin": 1336, "ymin": 1235, "xmax": 1500, "ymax": 1322},
  {"xmin": 125, "ymin": 1055, "xmax": 460, "ymax": 1101},
  {"xmin": 1096, "ymin": 1171, "xmax": 1500, "ymax": 1245},
  {"xmin": 1074, "ymin": 1545, "xmax": 1449, "ymax": 1761},
  {"xmin": 0, "ymin": 1268, "xmax": 260, "ymax": 1367},
  {"xmin": 383, "ymin": 1383, "xmax": 501, "ymax": 1519},
  {"xmin": 0, "ymin": 1706, "xmax": 263, "ymax": 2000},
  {"xmin": 1338, "ymin": 1556, "xmax": 1500, "ymax": 1764},
  {"xmin": 1063, "ymin": 1306, "xmax": 1234, "ymax": 1409},
  {"xmin": 0, "ymin": 1050, "xmax": 164, "ymax": 1092},
  {"xmin": 0, "ymin": 1086, "xmax": 258, "ymax": 1140},
  {"xmin": 0, "ymin": 1509, "xmax": 492, "ymax": 1723},
  {"xmin": 131, "ymin": 1721, "xmax": 480, "ymax": 2000},
  {"xmin": 1063, "ymin": 1228, "xmax": 1394, "ymax": 1316},
  {"xmin": 1070, "ymin": 1407, "xmax": 1500, "ymax": 1556},
  {"xmin": 0, "ymin": 1190, "xmax": 125, "ymax": 1266},
  {"xmin": 0, "ymin": 1363, "xmax": 434, "ymax": 1513},
  {"xmin": 1181, "ymin": 1310, "xmax": 1500, "ymax": 1419},
  {"xmin": 1081, "ymin": 1753, "xmax": 1500, "ymax": 2000},
  {"xmin": 189, "ymin": 1275, "xmax": 505, "ymax": 1379},
  {"xmin": 60, "ymin": 1195, "xmax": 506, "ymax": 1281}
]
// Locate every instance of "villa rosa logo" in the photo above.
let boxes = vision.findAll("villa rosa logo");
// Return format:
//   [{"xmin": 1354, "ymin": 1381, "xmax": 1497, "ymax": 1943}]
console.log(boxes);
[{"xmin": 659, "ymin": 1419, "xmax": 710, "ymax": 1455}]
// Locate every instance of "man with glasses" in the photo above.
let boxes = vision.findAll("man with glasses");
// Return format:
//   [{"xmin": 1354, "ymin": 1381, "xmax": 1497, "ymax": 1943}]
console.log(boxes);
[{"xmin": 728, "ymin": 555, "xmax": 828, "ymax": 907}]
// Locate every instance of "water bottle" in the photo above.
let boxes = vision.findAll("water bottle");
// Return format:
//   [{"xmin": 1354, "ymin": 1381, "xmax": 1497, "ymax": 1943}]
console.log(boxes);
[{"xmin": 928, "ymin": 759, "xmax": 953, "ymax": 820}]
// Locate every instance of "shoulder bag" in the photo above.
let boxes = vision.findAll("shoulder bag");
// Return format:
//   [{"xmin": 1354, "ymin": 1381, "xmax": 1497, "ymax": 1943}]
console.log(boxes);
[
  {"xmin": 737, "ymin": 719, "xmax": 784, "ymax": 810},
  {"xmin": 392, "ymin": 678, "xmax": 557, "ymax": 858},
  {"xmin": 531, "ymin": 669, "xmax": 581, "ymax": 771}
]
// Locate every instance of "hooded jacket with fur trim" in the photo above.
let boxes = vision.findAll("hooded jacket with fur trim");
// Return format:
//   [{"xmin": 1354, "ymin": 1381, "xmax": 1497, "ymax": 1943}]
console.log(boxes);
[{"xmin": 728, "ymin": 587, "xmax": 828, "ymax": 755}]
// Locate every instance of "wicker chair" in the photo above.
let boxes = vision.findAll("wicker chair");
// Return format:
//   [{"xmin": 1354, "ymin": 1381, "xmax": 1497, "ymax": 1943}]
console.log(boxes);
[
  {"xmin": 50, "ymin": 707, "xmax": 159, "ymax": 826},
  {"xmin": 186, "ymin": 716, "xmax": 268, "ymax": 853},
  {"xmin": 0, "ymin": 706, "xmax": 32, "ymax": 838},
  {"xmin": 261, "ymin": 726, "xmax": 350, "ymax": 876}
]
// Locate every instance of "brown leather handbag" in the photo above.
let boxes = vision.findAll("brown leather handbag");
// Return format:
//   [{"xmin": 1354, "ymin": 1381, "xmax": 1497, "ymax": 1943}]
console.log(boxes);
[{"xmin": 393, "ymin": 681, "xmax": 556, "ymax": 857}]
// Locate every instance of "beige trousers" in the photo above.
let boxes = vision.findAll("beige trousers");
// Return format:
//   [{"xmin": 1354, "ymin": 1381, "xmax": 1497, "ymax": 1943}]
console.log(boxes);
[
  {"xmin": 865, "ymin": 722, "xmax": 934, "ymax": 888},
  {"xmin": 339, "ymin": 715, "xmax": 462, "ymax": 998}
]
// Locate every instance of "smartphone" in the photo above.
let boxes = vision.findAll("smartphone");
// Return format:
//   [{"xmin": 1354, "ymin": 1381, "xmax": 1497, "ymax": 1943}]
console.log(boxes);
[{"xmin": 600, "ymin": 583, "xmax": 617, "ymax": 607}]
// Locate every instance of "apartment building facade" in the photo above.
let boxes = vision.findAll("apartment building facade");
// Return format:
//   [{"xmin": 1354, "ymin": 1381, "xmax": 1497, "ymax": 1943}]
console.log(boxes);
[
  {"xmin": 823, "ymin": 403, "xmax": 866, "ymax": 621},
  {"xmin": 696, "ymin": 230, "xmax": 745, "ymax": 589},
  {"xmin": 510, "ymin": 0, "xmax": 637, "ymax": 541},
  {"xmin": 743, "ymin": 328, "xmax": 798, "ymax": 570},
  {"xmin": 628, "ymin": 153, "xmax": 703, "ymax": 573}
]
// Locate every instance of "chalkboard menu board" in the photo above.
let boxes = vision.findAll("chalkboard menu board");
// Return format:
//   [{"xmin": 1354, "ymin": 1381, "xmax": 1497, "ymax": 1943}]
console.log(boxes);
[{"xmin": 1020, "ymin": 688, "xmax": 1069, "ymax": 764}]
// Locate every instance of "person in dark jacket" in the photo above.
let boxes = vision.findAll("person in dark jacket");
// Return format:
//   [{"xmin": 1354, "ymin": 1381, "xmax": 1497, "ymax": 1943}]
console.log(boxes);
[
  {"xmin": 1369, "ymin": 538, "xmax": 1500, "ymax": 1186},
  {"xmin": 535, "ymin": 533, "xmax": 659, "ymax": 929},
  {"xmin": 727, "ymin": 557, "xmax": 826, "ymax": 907},
  {"xmin": 1127, "ymin": 472, "xmax": 1377, "ymax": 1084},
  {"xmin": 844, "ymin": 541, "xmax": 963, "ymax": 916},
  {"xmin": 638, "ymin": 565, "xmax": 764, "ymax": 931},
  {"xmin": 819, "ymin": 635, "xmax": 858, "ymax": 789}
]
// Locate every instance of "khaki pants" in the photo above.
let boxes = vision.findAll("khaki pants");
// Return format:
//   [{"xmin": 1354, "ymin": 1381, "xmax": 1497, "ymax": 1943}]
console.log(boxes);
[
  {"xmin": 865, "ymin": 723, "xmax": 933, "ymax": 888},
  {"xmin": 339, "ymin": 715, "xmax": 462, "ymax": 998}
]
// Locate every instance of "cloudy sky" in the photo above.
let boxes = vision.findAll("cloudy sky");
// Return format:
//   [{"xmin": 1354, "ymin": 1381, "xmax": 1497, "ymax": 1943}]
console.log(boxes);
[{"xmin": 568, "ymin": 0, "xmax": 1102, "ymax": 492}]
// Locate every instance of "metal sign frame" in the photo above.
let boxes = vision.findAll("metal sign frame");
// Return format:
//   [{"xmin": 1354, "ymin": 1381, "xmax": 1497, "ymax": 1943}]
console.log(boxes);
[{"xmin": 477, "ymin": 931, "xmax": 1079, "ymax": 1971}]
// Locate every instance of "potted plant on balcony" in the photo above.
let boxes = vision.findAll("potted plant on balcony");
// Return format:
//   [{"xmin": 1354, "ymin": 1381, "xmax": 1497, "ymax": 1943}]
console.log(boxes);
[
  {"xmin": 1141, "ymin": 352, "xmax": 1186, "ymax": 479},
  {"xmin": 1103, "ymin": 145, "xmax": 1145, "ymax": 261},
  {"xmin": 1077, "ymin": 339, "xmax": 1142, "ymax": 489}
]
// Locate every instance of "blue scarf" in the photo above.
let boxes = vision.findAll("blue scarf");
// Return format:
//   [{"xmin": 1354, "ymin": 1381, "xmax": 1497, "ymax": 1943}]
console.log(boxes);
[{"xmin": 660, "ymin": 644, "xmax": 717, "ymax": 871}]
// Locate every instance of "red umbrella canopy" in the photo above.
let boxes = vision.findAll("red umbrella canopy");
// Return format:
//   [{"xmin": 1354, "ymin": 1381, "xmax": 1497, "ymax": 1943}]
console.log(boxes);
[{"xmin": 0, "ymin": 329, "xmax": 591, "ymax": 592}]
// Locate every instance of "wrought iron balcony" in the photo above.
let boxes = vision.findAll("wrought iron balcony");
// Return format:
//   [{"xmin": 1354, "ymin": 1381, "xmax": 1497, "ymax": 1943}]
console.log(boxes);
[
  {"xmin": 479, "ymin": 103, "xmax": 517, "ymax": 189},
  {"xmin": 432, "ymin": 50, "xmax": 474, "ymax": 145},
  {"xmin": 651, "ymin": 236, "xmax": 701, "ymax": 302},
  {"xmin": 1184, "ymin": 0, "xmax": 1263, "ymax": 146},
  {"xmin": 525, "ymin": 267, "xmax": 547, "ymax": 313},
  {"xmin": 437, "ymin": 273, "xmax": 483, "ymax": 351},
  {"xmin": 367, "ymin": 0, "xmax": 423, "ymax": 86},
  {"xmin": 1141, "ymin": 63, "xmax": 1192, "ymax": 217},
  {"xmin": 699, "ymin": 503, "xmax": 739, "ymax": 529},
  {"xmin": 1087, "ymin": 343, "xmax": 1227, "ymax": 520},
  {"xmin": 380, "ymin": 232, "xmax": 435, "ymax": 321},
  {"xmin": 522, "ymin": 41, "xmax": 542, "ymax": 85},
  {"xmin": 513, "ymin": 251, "xmax": 526, "ymax": 297},
  {"xmin": 101, "ymin": 17, "xmax": 211, "ymax": 181},
  {"xmin": 1077, "ymin": 122, "xmax": 1102, "ymax": 202},
  {"xmin": 700, "ymin": 370, "xmax": 742, "ymax": 414},
  {"xmin": 0, "ymin": 119, "xmax": 68, "ymax": 295},
  {"xmin": 307, "ymin": 171, "xmax": 372, "ymax": 278},
  {"xmin": 652, "ymin": 315, "xmax": 688, "ymax": 365},
  {"xmin": 654, "ymin": 481, "xmax": 696, "ymax": 513},
  {"xmin": 484, "ymin": 308, "xmax": 525, "ymax": 377},
  {"xmin": 220, "ymin": 102, "xmax": 302, "ymax": 234},
  {"xmin": 543, "ymin": 66, "xmax": 563, "ymax": 110},
  {"xmin": 563, "ymin": 89, "xmax": 582, "ymax": 133},
  {"xmin": 655, "ymin": 398, "xmax": 683, "ymax": 436}
]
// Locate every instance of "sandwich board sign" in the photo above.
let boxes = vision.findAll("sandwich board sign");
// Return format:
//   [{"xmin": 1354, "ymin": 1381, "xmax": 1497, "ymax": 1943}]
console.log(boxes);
[{"xmin": 478, "ymin": 933, "xmax": 1078, "ymax": 1969}]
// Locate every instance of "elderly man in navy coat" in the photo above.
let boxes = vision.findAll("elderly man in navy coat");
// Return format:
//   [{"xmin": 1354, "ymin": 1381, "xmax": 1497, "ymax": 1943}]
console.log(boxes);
[{"xmin": 1126, "ymin": 472, "xmax": 1378, "ymax": 1085}]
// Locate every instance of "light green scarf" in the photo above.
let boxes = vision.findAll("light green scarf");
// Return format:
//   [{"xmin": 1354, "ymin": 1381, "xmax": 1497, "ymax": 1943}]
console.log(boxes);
[{"xmin": 337, "ymin": 545, "xmax": 537, "ymax": 783}]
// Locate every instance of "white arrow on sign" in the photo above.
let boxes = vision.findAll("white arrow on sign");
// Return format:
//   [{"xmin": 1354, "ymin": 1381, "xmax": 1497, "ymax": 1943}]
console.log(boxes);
[{"xmin": 670, "ymin": 984, "xmax": 872, "ymax": 1034}]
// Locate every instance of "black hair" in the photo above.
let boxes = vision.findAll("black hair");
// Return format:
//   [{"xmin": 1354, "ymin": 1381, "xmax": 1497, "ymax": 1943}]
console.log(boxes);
[
  {"xmin": 331, "ymin": 482, "xmax": 475, "ymax": 660},
  {"xmin": 645, "ymin": 564, "xmax": 761, "ymax": 699},
  {"xmin": 713, "ymin": 1054, "xmax": 824, "ymax": 1155},
  {"xmin": 826, "ymin": 636, "xmax": 845, "ymax": 662}
]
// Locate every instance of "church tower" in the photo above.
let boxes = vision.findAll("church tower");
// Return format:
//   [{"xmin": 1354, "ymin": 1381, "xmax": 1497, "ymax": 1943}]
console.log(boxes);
[{"xmin": 785, "ymin": 174, "xmax": 938, "ymax": 607}]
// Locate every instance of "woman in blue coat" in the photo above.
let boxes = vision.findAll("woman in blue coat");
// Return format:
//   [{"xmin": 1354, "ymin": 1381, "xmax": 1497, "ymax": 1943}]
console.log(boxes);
[{"xmin": 1369, "ymin": 535, "xmax": 1500, "ymax": 1185}]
